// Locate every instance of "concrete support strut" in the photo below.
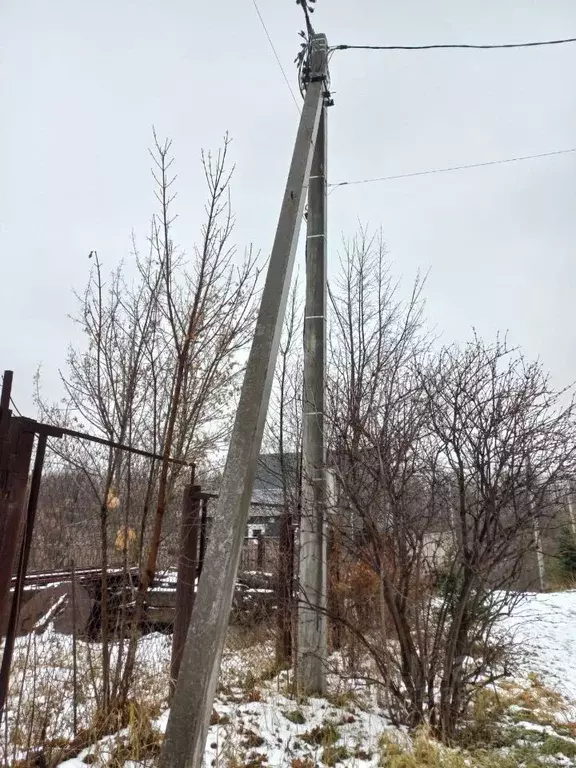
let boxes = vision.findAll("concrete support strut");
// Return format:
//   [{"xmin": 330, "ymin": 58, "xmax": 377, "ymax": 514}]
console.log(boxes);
[
  {"xmin": 298, "ymin": 103, "xmax": 328, "ymax": 694},
  {"xmin": 159, "ymin": 34, "xmax": 329, "ymax": 768}
]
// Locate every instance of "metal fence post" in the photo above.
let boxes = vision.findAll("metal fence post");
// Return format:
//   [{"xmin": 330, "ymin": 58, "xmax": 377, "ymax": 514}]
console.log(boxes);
[
  {"xmin": 170, "ymin": 484, "xmax": 201, "ymax": 696},
  {"xmin": 0, "ymin": 424, "xmax": 43, "ymax": 720},
  {"xmin": 0, "ymin": 370, "xmax": 13, "ymax": 414},
  {"xmin": 198, "ymin": 496, "xmax": 208, "ymax": 577},
  {"xmin": 0, "ymin": 418, "xmax": 35, "ymax": 628},
  {"xmin": 256, "ymin": 531, "xmax": 265, "ymax": 572}
]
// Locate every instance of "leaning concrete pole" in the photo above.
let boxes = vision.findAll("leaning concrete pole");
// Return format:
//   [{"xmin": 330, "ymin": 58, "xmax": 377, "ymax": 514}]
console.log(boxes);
[
  {"xmin": 159, "ymin": 34, "xmax": 329, "ymax": 768},
  {"xmin": 298, "ymin": 102, "xmax": 328, "ymax": 694}
]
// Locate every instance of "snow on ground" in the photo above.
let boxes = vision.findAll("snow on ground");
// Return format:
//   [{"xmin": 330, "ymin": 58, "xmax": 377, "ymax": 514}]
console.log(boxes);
[
  {"xmin": 0, "ymin": 629, "xmax": 173, "ymax": 766},
  {"xmin": 502, "ymin": 591, "xmax": 576, "ymax": 708},
  {"xmin": 6, "ymin": 591, "xmax": 576, "ymax": 766},
  {"xmin": 59, "ymin": 674, "xmax": 398, "ymax": 768},
  {"xmin": 203, "ymin": 690, "xmax": 394, "ymax": 768}
]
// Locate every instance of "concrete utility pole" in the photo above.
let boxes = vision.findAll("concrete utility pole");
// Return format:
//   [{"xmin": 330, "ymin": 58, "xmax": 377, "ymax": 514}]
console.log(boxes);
[
  {"xmin": 159, "ymin": 33, "xmax": 330, "ymax": 768},
  {"xmin": 298, "ymin": 103, "xmax": 328, "ymax": 694}
]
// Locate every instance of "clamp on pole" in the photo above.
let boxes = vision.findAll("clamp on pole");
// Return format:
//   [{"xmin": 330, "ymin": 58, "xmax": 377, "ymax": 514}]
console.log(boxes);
[
  {"xmin": 309, "ymin": 33, "xmax": 329, "ymax": 83},
  {"xmin": 301, "ymin": 33, "xmax": 333, "ymax": 105}
]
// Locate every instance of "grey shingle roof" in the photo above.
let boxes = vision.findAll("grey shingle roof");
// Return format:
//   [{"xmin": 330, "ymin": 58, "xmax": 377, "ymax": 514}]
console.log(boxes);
[{"xmin": 254, "ymin": 453, "xmax": 299, "ymax": 491}]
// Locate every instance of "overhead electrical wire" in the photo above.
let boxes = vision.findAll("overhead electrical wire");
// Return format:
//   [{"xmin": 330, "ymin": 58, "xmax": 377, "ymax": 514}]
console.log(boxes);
[
  {"xmin": 251, "ymin": 0, "xmax": 302, "ymax": 113},
  {"xmin": 249, "ymin": 1, "xmax": 575, "ymax": 190},
  {"xmin": 328, "ymin": 147, "xmax": 576, "ymax": 192},
  {"xmin": 331, "ymin": 37, "xmax": 576, "ymax": 53}
]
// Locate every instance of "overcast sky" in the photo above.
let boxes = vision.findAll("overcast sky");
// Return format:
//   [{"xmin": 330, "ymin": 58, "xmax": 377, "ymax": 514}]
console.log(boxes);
[{"xmin": 1, "ymin": 0, "xmax": 575, "ymax": 414}]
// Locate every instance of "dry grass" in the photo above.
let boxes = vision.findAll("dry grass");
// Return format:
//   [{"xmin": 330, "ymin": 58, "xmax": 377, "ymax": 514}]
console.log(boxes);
[
  {"xmin": 376, "ymin": 672, "xmax": 576, "ymax": 768},
  {"xmin": 79, "ymin": 700, "xmax": 163, "ymax": 768},
  {"xmin": 5, "ymin": 622, "xmax": 272, "ymax": 765},
  {"xmin": 0, "ymin": 630, "xmax": 171, "ymax": 766}
]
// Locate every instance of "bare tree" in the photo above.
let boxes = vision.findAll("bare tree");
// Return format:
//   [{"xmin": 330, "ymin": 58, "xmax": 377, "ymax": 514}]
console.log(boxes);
[
  {"xmin": 119, "ymin": 133, "xmax": 260, "ymax": 703},
  {"xmin": 36, "ymin": 132, "xmax": 261, "ymax": 715},
  {"xmin": 36, "ymin": 250, "xmax": 161, "ymax": 712},
  {"xmin": 326, "ymin": 228, "xmax": 430, "ymax": 724}
]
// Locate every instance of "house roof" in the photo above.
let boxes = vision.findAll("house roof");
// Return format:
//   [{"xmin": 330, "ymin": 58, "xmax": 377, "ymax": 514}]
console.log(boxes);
[
  {"xmin": 206, "ymin": 454, "xmax": 296, "ymax": 520},
  {"xmin": 254, "ymin": 453, "xmax": 299, "ymax": 491},
  {"xmin": 251, "ymin": 487, "xmax": 284, "ymax": 506}
]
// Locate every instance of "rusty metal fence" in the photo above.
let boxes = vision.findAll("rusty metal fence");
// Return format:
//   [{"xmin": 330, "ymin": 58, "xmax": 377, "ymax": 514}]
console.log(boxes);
[
  {"xmin": 0, "ymin": 370, "xmax": 199, "ymax": 764},
  {"xmin": 0, "ymin": 369, "xmax": 290, "ymax": 766}
]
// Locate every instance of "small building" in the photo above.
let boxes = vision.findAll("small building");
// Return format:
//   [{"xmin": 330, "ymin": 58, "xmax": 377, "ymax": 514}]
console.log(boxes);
[
  {"xmin": 205, "ymin": 453, "xmax": 298, "ymax": 572},
  {"xmin": 246, "ymin": 453, "xmax": 299, "ymax": 538}
]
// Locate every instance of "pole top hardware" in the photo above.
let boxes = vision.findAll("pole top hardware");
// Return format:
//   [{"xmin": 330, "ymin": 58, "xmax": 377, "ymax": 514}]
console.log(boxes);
[
  {"xmin": 309, "ymin": 33, "xmax": 329, "ymax": 81},
  {"xmin": 299, "ymin": 32, "xmax": 333, "ymax": 104}
]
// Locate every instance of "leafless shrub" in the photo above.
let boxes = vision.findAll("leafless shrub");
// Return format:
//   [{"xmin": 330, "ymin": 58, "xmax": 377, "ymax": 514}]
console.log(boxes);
[{"xmin": 324, "ymin": 229, "xmax": 576, "ymax": 741}]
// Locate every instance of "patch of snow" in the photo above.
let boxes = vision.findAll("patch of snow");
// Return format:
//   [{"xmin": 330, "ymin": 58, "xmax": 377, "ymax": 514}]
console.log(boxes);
[
  {"xmin": 203, "ymin": 690, "xmax": 394, "ymax": 767},
  {"xmin": 242, "ymin": 571, "xmax": 274, "ymax": 579},
  {"xmin": 502, "ymin": 591, "xmax": 576, "ymax": 707},
  {"xmin": 32, "ymin": 594, "xmax": 67, "ymax": 629}
]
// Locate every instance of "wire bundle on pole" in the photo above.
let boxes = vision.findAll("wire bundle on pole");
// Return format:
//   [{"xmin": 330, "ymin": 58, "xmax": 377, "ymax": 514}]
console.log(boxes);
[{"xmin": 295, "ymin": 0, "xmax": 318, "ymax": 95}]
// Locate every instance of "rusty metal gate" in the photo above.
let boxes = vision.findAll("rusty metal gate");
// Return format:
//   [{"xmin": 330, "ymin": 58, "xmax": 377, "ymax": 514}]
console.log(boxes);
[
  {"xmin": 0, "ymin": 369, "xmax": 290, "ymax": 757},
  {"xmin": 0, "ymin": 369, "xmax": 200, "ymax": 727}
]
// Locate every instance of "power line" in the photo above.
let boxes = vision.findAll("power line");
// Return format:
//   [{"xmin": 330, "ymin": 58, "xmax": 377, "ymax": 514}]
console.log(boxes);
[
  {"xmin": 328, "ymin": 147, "xmax": 576, "ymax": 192},
  {"xmin": 250, "ymin": 0, "xmax": 301, "ymax": 113},
  {"xmin": 331, "ymin": 36, "xmax": 576, "ymax": 53}
]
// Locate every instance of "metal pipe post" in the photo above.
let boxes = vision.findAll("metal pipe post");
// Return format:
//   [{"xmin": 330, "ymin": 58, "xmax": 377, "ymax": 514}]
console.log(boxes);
[
  {"xmin": 0, "ymin": 370, "xmax": 13, "ymax": 416},
  {"xmin": 198, "ymin": 497, "xmax": 208, "ymax": 577},
  {"xmin": 71, "ymin": 557, "xmax": 79, "ymax": 736},
  {"xmin": 170, "ymin": 484, "xmax": 201, "ymax": 696}
]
